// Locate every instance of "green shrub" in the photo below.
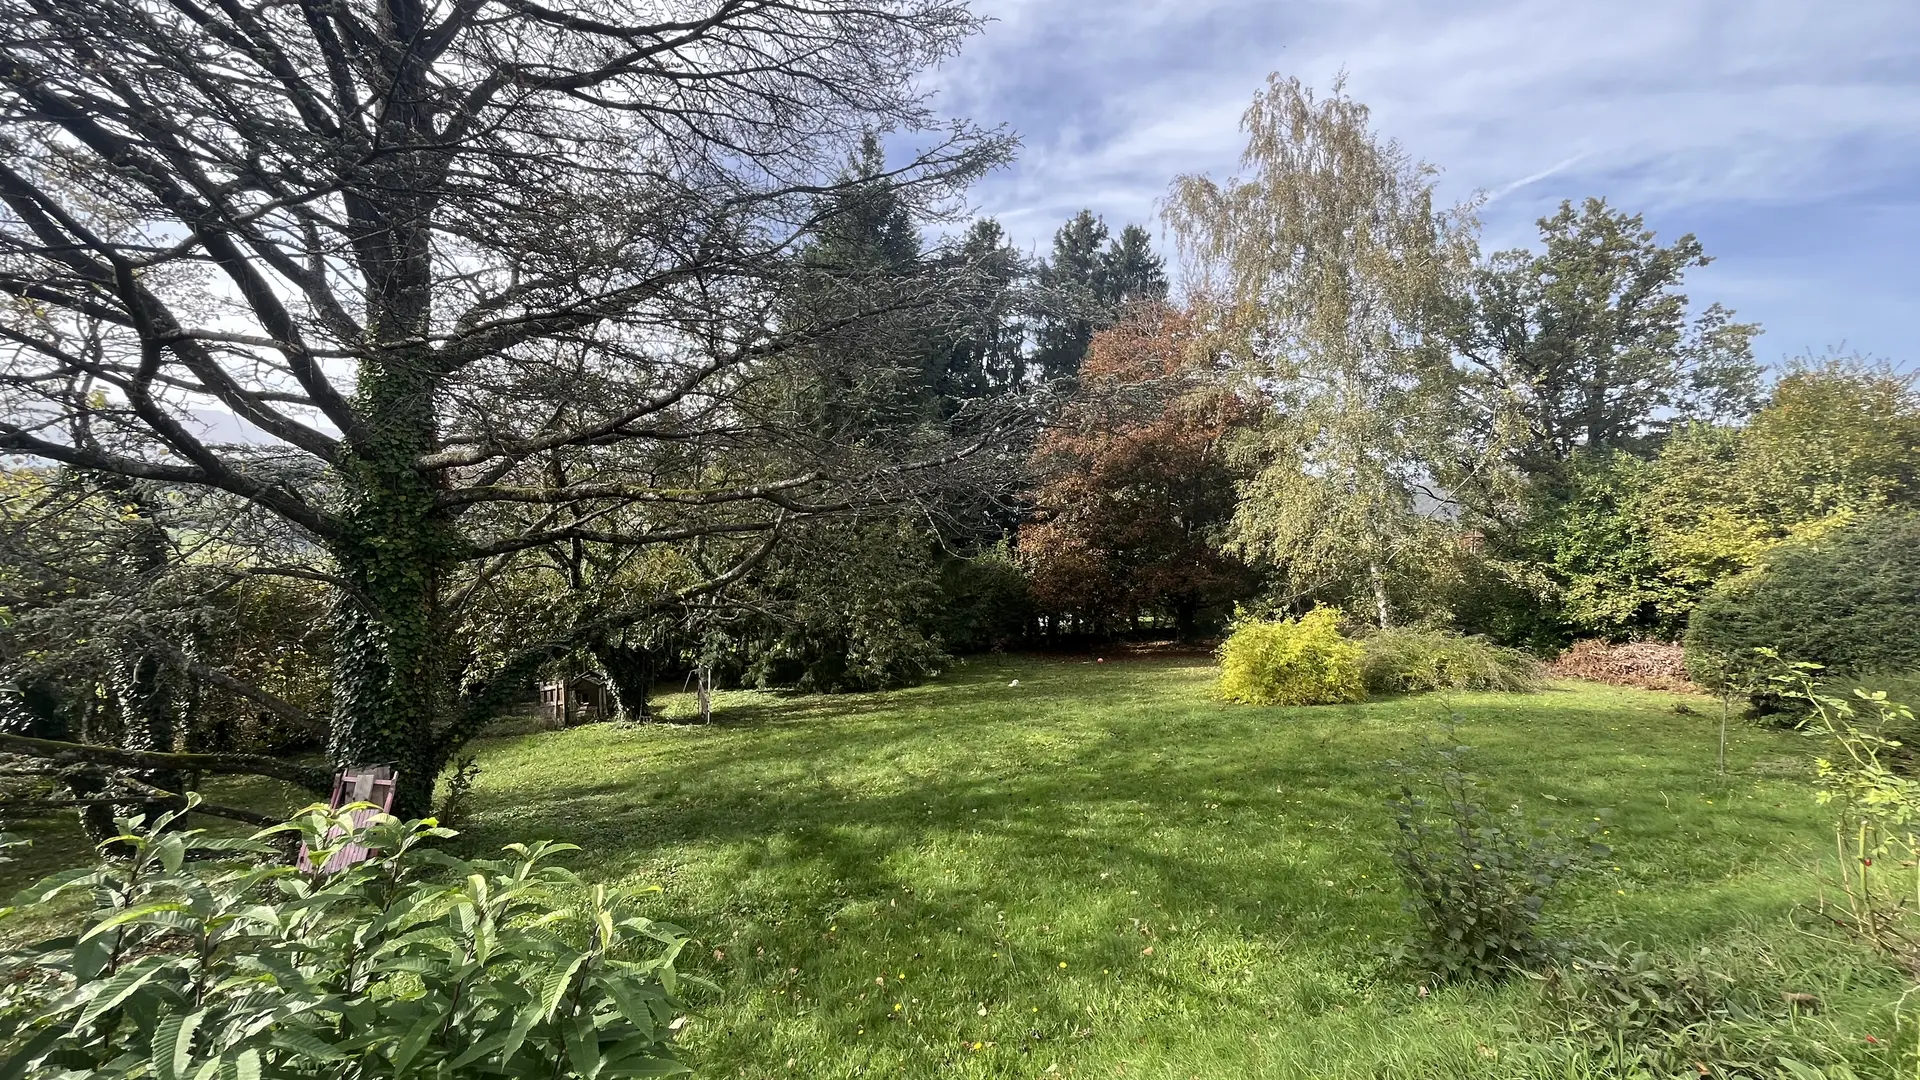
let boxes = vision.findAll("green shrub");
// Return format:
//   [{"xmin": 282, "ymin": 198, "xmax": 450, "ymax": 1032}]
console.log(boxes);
[
  {"xmin": 0, "ymin": 798, "xmax": 690, "ymax": 1078},
  {"xmin": 1358, "ymin": 627, "xmax": 1546, "ymax": 695},
  {"xmin": 1216, "ymin": 607, "xmax": 1365, "ymax": 706},
  {"xmin": 1685, "ymin": 512, "xmax": 1920, "ymax": 686},
  {"xmin": 930, "ymin": 542, "xmax": 1034, "ymax": 653},
  {"xmin": 1386, "ymin": 723, "xmax": 1606, "ymax": 982},
  {"xmin": 709, "ymin": 518, "xmax": 950, "ymax": 693}
]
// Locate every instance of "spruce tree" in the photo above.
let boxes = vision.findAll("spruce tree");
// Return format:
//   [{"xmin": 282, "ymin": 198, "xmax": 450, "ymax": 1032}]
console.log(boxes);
[
  {"xmin": 1033, "ymin": 213, "xmax": 1169, "ymax": 385},
  {"xmin": 1101, "ymin": 224, "xmax": 1170, "ymax": 307},
  {"xmin": 936, "ymin": 218, "xmax": 1032, "ymax": 401},
  {"xmin": 1034, "ymin": 210, "xmax": 1111, "ymax": 384}
]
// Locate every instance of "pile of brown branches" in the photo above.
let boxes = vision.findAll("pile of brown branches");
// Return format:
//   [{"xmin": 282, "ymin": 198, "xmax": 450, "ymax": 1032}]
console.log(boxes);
[{"xmin": 1548, "ymin": 639, "xmax": 1697, "ymax": 692}]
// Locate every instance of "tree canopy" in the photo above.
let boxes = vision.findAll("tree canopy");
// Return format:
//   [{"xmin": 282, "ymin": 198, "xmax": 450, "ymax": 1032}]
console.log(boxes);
[
  {"xmin": 0, "ymin": 37, "xmax": 1905, "ymax": 830},
  {"xmin": 1020, "ymin": 304, "xmax": 1259, "ymax": 638},
  {"xmin": 1453, "ymin": 197, "xmax": 1762, "ymax": 474}
]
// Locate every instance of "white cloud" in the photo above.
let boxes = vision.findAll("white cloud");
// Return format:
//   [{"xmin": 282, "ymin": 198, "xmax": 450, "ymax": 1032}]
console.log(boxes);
[{"xmin": 926, "ymin": 0, "xmax": 1920, "ymax": 357}]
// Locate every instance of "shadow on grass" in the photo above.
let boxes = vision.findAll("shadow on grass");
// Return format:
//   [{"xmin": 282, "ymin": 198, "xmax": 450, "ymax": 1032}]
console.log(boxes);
[
  {"xmin": 450, "ymin": 659, "xmax": 1847, "ymax": 1079},
  {"xmin": 460, "ymin": 659, "xmax": 1779, "ymax": 965}
]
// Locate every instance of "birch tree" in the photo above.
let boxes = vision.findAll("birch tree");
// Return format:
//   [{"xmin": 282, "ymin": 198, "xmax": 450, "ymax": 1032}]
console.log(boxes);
[{"xmin": 1165, "ymin": 75, "xmax": 1482, "ymax": 626}]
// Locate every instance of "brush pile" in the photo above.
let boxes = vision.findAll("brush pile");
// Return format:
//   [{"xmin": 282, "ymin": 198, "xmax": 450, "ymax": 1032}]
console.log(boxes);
[{"xmin": 1548, "ymin": 639, "xmax": 1696, "ymax": 692}]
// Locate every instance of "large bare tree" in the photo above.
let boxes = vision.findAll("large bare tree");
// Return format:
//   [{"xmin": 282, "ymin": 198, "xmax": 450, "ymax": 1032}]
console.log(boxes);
[{"xmin": 0, "ymin": 0, "xmax": 1018, "ymax": 814}]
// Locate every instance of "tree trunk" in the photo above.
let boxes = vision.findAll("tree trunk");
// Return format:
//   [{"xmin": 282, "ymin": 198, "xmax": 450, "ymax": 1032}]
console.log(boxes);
[
  {"xmin": 588, "ymin": 641, "xmax": 654, "ymax": 722},
  {"xmin": 322, "ymin": 18, "xmax": 461, "ymax": 820},
  {"xmin": 1173, "ymin": 595, "xmax": 1199, "ymax": 642},
  {"xmin": 66, "ymin": 770, "xmax": 118, "ymax": 844},
  {"xmin": 1368, "ymin": 561, "xmax": 1392, "ymax": 629},
  {"xmin": 100, "ymin": 479, "xmax": 188, "ymax": 822},
  {"xmin": 107, "ymin": 652, "xmax": 187, "ymax": 818},
  {"xmin": 328, "ymin": 355, "xmax": 461, "ymax": 820}
]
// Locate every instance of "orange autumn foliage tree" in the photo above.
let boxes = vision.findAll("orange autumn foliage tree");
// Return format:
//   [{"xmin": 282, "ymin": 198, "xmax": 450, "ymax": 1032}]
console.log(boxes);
[{"xmin": 1019, "ymin": 306, "xmax": 1263, "ymax": 639}]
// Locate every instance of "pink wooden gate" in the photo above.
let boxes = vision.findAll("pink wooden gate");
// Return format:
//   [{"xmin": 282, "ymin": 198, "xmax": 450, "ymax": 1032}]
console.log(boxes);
[{"xmin": 296, "ymin": 765, "xmax": 399, "ymax": 875}]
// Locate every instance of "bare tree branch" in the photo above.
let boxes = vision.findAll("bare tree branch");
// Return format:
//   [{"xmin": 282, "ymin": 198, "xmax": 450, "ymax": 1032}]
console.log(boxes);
[{"xmin": 0, "ymin": 733, "xmax": 333, "ymax": 794}]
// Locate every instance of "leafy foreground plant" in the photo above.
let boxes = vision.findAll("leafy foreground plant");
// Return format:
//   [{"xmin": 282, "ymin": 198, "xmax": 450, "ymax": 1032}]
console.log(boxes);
[
  {"xmin": 1512, "ymin": 938, "xmax": 1912, "ymax": 1080},
  {"xmin": 1770, "ymin": 663, "xmax": 1920, "ymax": 976},
  {"xmin": 0, "ymin": 798, "xmax": 692, "ymax": 1079},
  {"xmin": 1529, "ymin": 942, "xmax": 1826, "ymax": 1079},
  {"xmin": 1385, "ymin": 718, "xmax": 1607, "ymax": 983}
]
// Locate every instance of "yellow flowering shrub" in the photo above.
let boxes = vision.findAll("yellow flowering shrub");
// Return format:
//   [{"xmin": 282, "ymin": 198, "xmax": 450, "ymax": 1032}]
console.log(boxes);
[{"xmin": 1217, "ymin": 607, "xmax": 1365, "ymax": 706}]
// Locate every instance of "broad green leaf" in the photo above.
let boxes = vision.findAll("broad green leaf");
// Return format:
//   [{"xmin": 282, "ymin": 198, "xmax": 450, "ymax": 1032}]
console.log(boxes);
[
  {"xmin": 446, "ymin": 1031, "xmax": 509, "ymax": 1070},
  {"xmin": 605, "ymin": 1056, "xmax": 692, "ymax": 1078},
  {"xmin": 215, "ymin": 1049, "xmax": 261, "ymax": 1080},
  {"xmin": 600, "ymin": 979, "xmax": 657, "ymax": 1041},
  {"xmin": 155, "ymin": 833, "xmax": 187, "ymax": 874},
  {"xmin": 496, "ymin": 1000, "xmax": 543, "ymax": 1064},
  {"xmin": 151, "ymin": 1009, "xmax": 206, "ymax": 1080},
  {"xmin": 190, "ymin": 836, "xmax": 274, "ymax": 855},
  {"xmin": 69, "ymin": 931, "xmax": 113, "ymax": 982},
  {"xmin": 564, "ymin": 1008, "xmax": 601, "ymax": 1077},
  {"xmin": 266, "ymin": 1029, "xmax": 346, "ymax": 1062},
  {"xmin": 76, "ymin": 954, "xmax": 174, "ymax": 1026},
  {"xmin": 7, "ymin": 866, "xmax": 103, "ymax": 908},
  {"xmin": 539, "ymin": 950, "xmax": 588, "ymax": 1018},
  {"xmin": 389, "ymin": 1006, "xmax": 444, "ymax": 1074},
  {"xmin": 0, "ymin": 1025, "xmax": 70, "ymax": 1080},
  {"xmin": 80, "ymin": 902, "xmax": 196, "ymax": 942}
]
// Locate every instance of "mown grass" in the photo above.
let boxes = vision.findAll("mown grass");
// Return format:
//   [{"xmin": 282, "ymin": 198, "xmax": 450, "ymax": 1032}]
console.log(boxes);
[{"xmin": 446, "ymin": 655, "xmax": 1914, "ymax": 1078}]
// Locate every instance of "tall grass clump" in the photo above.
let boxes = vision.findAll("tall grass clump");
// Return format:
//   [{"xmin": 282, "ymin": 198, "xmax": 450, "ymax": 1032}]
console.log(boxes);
[
  {"xmin": 1360, "ymin": 627, "xmax": 1546, "ymax": 695},
  {"xmin": 1217, "ymin": 607, "xmax": 1365, "ymax": 706}
]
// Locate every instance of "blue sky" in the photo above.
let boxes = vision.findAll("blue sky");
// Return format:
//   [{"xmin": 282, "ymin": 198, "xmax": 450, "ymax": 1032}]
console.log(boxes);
[{"xmin": 925, "ymin": 0, "xmax": 1920, "ymax": 366}]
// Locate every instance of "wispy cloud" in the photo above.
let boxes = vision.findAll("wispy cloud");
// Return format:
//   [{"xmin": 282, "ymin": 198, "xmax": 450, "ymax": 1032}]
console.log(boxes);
[
  {"xmin": 928, "ymin": 0, "xmax": 1920, "ymax": 360},
  {"xmin": 1485, "ymin": 155, "xmax": 1590, "ymax": 207}
]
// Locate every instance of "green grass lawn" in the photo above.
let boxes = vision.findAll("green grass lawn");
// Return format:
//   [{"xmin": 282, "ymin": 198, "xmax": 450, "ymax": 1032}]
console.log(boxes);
[{"xmin": 447, "ymin": 655, "xmax": 1913, "ymax": 1079}]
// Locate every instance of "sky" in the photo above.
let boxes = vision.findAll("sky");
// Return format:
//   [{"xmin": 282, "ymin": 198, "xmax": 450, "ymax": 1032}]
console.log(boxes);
[{"xmin": 924, "ymin": 0, "xmax": 1920, "ymax": 367}]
